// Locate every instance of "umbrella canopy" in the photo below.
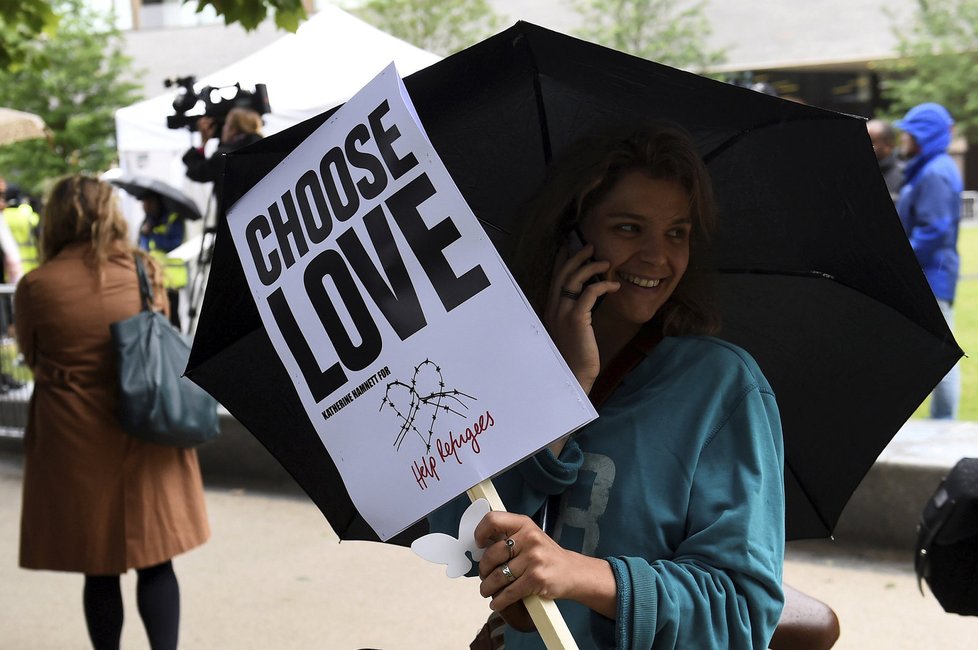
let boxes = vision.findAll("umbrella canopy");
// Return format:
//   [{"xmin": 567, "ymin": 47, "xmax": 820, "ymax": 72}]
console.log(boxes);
[
  {"xmin": 187, "ymin": 22, "xmax": 962, "ymax": 542},
  {"xmin": 105, "ymin": 173, "xmax": 203, "ymax": 221},
  {"xmin": 0, "ymin": 108, "xmax": 48, "ymax": 146}
]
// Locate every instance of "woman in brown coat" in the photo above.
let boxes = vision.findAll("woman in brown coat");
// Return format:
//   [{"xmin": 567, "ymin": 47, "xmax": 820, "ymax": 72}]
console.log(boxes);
[{"xmin": 15, "ymin": 175, "xmax": 209, "ymax": 649}]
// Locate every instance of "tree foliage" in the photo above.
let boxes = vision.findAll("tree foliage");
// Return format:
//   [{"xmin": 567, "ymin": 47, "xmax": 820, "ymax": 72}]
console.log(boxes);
[
  {"xmin": 882, "ymin": 0, "xmax": 978, "ymax": 141},
  {"xmin": 0, "ymin": 1, "xmax": 307, "ymax": 71},
  {"xmin": 350, "ymin": 0, "xmax": 502, "ymax": 55},
  {"xmin": 0, "ymin": 0, "xmax": 142, "ymax": 194},
  {"xmin": 192, "ymin": 0, "xmax": 307, "ymax": 32},
  {"xmin": 569, "ymin": 0, "xmax": 725, "ymax": 71},
  {"xmin": 0, "ymin": 0, "xmax": 60, "ymax": 71}
]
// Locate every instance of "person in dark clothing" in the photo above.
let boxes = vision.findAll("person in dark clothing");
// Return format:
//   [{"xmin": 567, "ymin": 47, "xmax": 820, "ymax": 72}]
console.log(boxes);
[
  {"xmin": 867, "ymin": 118, "xmax": 904, "ymax": 203},
  {"xmin": 138, "ymin": 192, "xmax": 186, "ymax": 330},
  {"xmin": 181, "ymin": 107, "xmax": 263, "ymax": 216}
]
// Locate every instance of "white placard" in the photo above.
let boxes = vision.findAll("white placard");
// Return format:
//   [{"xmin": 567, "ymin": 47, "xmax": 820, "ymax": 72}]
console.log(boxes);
[{"xmin": 227, "ymin": 64, "xmax": 596, "ymax": 540}]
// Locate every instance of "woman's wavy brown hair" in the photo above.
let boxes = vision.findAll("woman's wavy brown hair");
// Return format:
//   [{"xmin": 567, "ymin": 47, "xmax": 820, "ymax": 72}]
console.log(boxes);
[
  {"xmin": 512, "ymin": 123, "xmax": 719, "ymax": 337},
  {"xmin": 40, "ymin": 175, "xmax": 159, "ymax": 281}
]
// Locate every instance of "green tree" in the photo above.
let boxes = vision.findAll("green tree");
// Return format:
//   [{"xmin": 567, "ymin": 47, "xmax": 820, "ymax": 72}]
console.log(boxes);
[
  {"xmin": 0, "ymin": 1, "xmax": 307, "ymax": 71},
  {"xmin": 0, "ymin": 0, "xmax": 60, "ymax": 70},
  {"xmin": 192, "ymin": 0, "xmax": 307, "ymax": 32},
  {"xmin": 881, "ymin": 0, "xmax": 978, "ymax": 141},
  {"xmin": 350, "ymin": 0, "xmax": 502, "ymax": 55},
  {"xmin": 0, "ymin": 0, "xmax": 142, "ymax": 194},
  {"xmin": 570, "ymin": 0, "xmax": 725, "ymax": 71}
]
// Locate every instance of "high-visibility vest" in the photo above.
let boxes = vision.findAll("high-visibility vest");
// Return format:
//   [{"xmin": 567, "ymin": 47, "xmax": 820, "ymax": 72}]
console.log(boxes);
[
  {"xmin": 4, "ymin": 204, "xmax": 39, "ymax": 273},
  {"xmin": 148, "ymin": 246, "xmax": 189, "ymax": 291},
  {"xmin": 144, "ymin": 213, "xmax": 188, "ymax": 290}
]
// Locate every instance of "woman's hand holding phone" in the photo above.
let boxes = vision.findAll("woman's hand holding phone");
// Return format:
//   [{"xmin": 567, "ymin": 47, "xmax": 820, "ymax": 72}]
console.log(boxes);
[{"xmin": 544, "ymin": 232, "xmax": 620, "ymax": 397}]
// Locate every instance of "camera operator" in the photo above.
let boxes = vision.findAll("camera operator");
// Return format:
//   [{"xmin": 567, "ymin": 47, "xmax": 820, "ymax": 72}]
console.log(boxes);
[{"xmin": 181, "ymin": 107, "xmax": 264, "ymax": 215}]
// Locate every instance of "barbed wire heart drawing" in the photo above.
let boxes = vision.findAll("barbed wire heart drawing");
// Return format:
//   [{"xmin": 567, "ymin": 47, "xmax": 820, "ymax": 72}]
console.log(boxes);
[{"xmin": 379, "ymin": 359, "xmax": 476, "ymax": 454}]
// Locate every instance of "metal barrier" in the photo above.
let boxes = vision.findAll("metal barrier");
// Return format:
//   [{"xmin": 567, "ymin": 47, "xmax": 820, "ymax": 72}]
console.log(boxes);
[
  {"xmin": 0, "ymin": 284, "xmax": 31, "ymax": 438},
  {"xmin": 962, "ymin": 191, "xmax": 978, "ymax": 222}
]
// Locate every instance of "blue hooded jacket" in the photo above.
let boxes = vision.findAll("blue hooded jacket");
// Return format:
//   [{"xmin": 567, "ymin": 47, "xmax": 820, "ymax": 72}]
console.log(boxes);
[{"xmin": 895, "ymin": 103, "xmax": 963, "ymax": 302}]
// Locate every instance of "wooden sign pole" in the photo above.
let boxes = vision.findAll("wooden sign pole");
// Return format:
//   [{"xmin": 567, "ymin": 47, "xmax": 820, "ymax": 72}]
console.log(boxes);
[{"xmin": 467, "ymin": 479, "xmax": 579, "ymax": 650}]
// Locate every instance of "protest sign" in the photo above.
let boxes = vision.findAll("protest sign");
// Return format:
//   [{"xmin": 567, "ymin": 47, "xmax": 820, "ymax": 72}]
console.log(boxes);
[{"xmin": 226, "ymin": 64, "xmax": 596, "ymax": 541}]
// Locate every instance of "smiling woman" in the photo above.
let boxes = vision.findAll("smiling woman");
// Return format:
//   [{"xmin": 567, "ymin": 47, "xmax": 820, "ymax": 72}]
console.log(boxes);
[
  {"xmin": 577, "ymin": 172, "xmax": 692, "ymax": 344},
  {"xmin": 428, "ymin": 124, "xmax": 787, "ymax": 649},
  {"xmin": 517, "ymin": 125, "xmax": 719, "ymax": 340}
]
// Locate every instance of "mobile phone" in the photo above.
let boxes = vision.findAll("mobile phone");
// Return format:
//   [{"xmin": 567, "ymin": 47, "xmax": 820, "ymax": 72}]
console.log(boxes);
[
  {"xmin": 566, "ymin": 227, "xmax": 605, "ymax": 305},
  {"xmin": 566, "ymin": 226, "xmax": 587, "ymax": 256}
]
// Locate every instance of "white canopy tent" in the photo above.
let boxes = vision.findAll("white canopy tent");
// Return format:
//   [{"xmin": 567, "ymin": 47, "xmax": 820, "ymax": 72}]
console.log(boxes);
[
  {"xmin": 113, "ymin": 4, "xmax": 439, "ymax": 331},
  {"xmin": 114, "ymin": 4, "xmax": 440, "ymax": 228}
]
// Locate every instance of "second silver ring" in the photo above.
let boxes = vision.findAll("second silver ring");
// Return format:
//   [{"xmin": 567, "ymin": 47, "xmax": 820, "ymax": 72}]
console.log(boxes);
[{"xmin": 500, "ymin": 562, "xmax": 516, "ymax": 582}]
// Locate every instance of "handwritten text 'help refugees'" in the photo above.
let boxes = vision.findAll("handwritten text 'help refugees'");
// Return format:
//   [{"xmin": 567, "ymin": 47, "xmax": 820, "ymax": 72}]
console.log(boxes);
[
  {"xmin": 412, "ymin": 410, "xmax": 495, "ymax": 491},
  {"xmin": 242, "ymin": 100, "xmax": 491, "ymax": 403}
]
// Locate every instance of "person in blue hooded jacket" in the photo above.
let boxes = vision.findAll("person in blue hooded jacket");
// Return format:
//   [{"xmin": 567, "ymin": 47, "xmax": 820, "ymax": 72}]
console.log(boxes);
[
  {"xmin": 430, "ymin": 125, "xmax": 785, "ymax": 649},
  {"xmin": 895, "ymin": 103, "xmax": 963, "ymax": 419}
]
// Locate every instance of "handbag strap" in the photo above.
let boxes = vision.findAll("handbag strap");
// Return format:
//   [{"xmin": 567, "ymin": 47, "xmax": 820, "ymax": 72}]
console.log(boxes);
[
  {"xmin": 587, "ymin": 322, "xmax": 664, "ymax": 409},
  {"xmin": 134, "ymin": 254, "xmax": 154, "ymax": 313}
]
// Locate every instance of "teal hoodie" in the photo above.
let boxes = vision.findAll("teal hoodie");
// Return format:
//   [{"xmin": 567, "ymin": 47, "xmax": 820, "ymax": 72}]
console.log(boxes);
[{"xmin": 430, "ymin": 336, "xmax": 785, "ymax": 649}]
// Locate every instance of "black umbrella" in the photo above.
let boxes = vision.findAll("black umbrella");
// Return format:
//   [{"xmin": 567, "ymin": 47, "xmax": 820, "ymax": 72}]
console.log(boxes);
[
  {"xmin": 107, "ymin": 174, "xmax": 203, "ymax": 221},
  {"xmin": 187, "ymin": 22, "xmax": 962, "ymax": 542}
]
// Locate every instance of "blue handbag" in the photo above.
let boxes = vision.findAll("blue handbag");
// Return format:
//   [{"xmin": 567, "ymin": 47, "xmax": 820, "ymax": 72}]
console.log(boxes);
[{"xmin": 110, "ymin": 255, "xmax": 219, "ymax": 447}]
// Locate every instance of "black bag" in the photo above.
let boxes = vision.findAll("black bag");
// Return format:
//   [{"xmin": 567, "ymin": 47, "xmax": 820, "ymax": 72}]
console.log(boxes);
[
  {"xmin": 915, "ymin": 457, "xmax": 978, "ymax": 616},
  {"xmin": 110, "ymin": 255, "xmax": 220, "ymax": 447}
]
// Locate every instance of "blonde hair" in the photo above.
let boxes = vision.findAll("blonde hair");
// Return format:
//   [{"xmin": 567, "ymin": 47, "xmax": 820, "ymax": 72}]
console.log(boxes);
[
  {"xmin": 41, "ymin": 175, "xmax": 128, "ymax": 266},
  {"xmin": 40, "ymin": 175, "xmax": 159, "ymax": 281},
  {"xmin": 225, "ymin": 107, "xmax": 263, "ymax": 137}
]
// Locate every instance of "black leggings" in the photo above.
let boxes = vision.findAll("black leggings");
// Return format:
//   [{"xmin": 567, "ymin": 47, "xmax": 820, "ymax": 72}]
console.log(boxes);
[{"xmin": 83, "ymin": 560, "xmax": 180, "ymax": 650}]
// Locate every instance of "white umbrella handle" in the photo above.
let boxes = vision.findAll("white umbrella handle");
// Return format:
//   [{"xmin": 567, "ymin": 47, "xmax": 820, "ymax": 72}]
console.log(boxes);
[{"xmin": 467, "ymin": 479, "xmax": 579, "ymax": 650}]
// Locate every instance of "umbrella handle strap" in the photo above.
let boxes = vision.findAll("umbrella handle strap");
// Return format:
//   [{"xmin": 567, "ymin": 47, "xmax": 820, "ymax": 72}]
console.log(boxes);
[{"xmin": 467, "ymin": 479, "xmax": 580, "ymax": 650}]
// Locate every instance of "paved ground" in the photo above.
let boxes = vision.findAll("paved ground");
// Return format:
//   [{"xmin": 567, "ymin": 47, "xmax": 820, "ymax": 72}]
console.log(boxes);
[{"xmin": 1, "ymin": 452, "xmax": 976, "ymax": 649}]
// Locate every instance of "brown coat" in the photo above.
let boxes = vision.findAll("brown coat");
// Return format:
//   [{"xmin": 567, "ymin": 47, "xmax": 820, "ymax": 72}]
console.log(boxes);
[{"xmin": 15, "ymin": 241, "xmax": 209, "ymax": 574}]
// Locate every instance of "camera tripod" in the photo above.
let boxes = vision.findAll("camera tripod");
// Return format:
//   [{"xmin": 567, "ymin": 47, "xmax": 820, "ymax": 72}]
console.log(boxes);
[{"xmin": 186, "ymin": 192, "xmax": 218, "ymax": 336}]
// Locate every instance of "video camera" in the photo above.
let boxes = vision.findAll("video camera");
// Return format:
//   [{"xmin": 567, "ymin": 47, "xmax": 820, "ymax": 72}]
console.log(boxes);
[{"xmin": 164, "ymin": 75, "xmax": 271, "ymax": 131}]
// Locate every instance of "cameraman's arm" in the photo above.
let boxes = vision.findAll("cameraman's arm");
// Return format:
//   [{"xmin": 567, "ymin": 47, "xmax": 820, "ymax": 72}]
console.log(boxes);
[
  {"xmin": 182, "ymin": 146, "xmax": 221, "ymax": 183},
  {"xmin": 197, "ymin": 117, "xmax": 217, "ymax": 143},
  {"xmin": 182, "ymin": 117, "xmax": 223, "ymax": 183}
]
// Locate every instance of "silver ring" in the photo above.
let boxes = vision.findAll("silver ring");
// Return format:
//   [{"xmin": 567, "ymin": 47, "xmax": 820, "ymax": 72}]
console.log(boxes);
[
  {"xmin": 500, "ymin": 563, "xmax": 516, "ymax": 582},
  {"xmin": 505, "ymin": 538, "xmax": 516, "ymax": 560},
  {"xmin": 560, "ymin": 288, "xmax": 581, "ymax": 301}
]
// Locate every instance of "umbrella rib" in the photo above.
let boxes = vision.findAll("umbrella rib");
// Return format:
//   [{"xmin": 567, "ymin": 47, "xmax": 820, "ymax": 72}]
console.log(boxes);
[
  {"xmin": 524, "ymin": 36, "xmax": 553, "ymax": 165},
  {"xmin": 702, "ymin": 115, "xmax": 850, "ymax": 164},
  {"xmin": 475, "ymin": 217, "xmax": 512, "ymax": 238},
  {"xmin": 717, "ymin": 268, "xmax": 836, "ymax": 281},
  {"xmin": 784, "ymin": 456, "xmax": 834, "ymax": 537},
  {"xmin": 466, "ymin": 37, "xmax": 550, "ymax": 243},
  {"xmin": 717, "ymin": 267, "xmax": 963, "ymax": 354}
]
